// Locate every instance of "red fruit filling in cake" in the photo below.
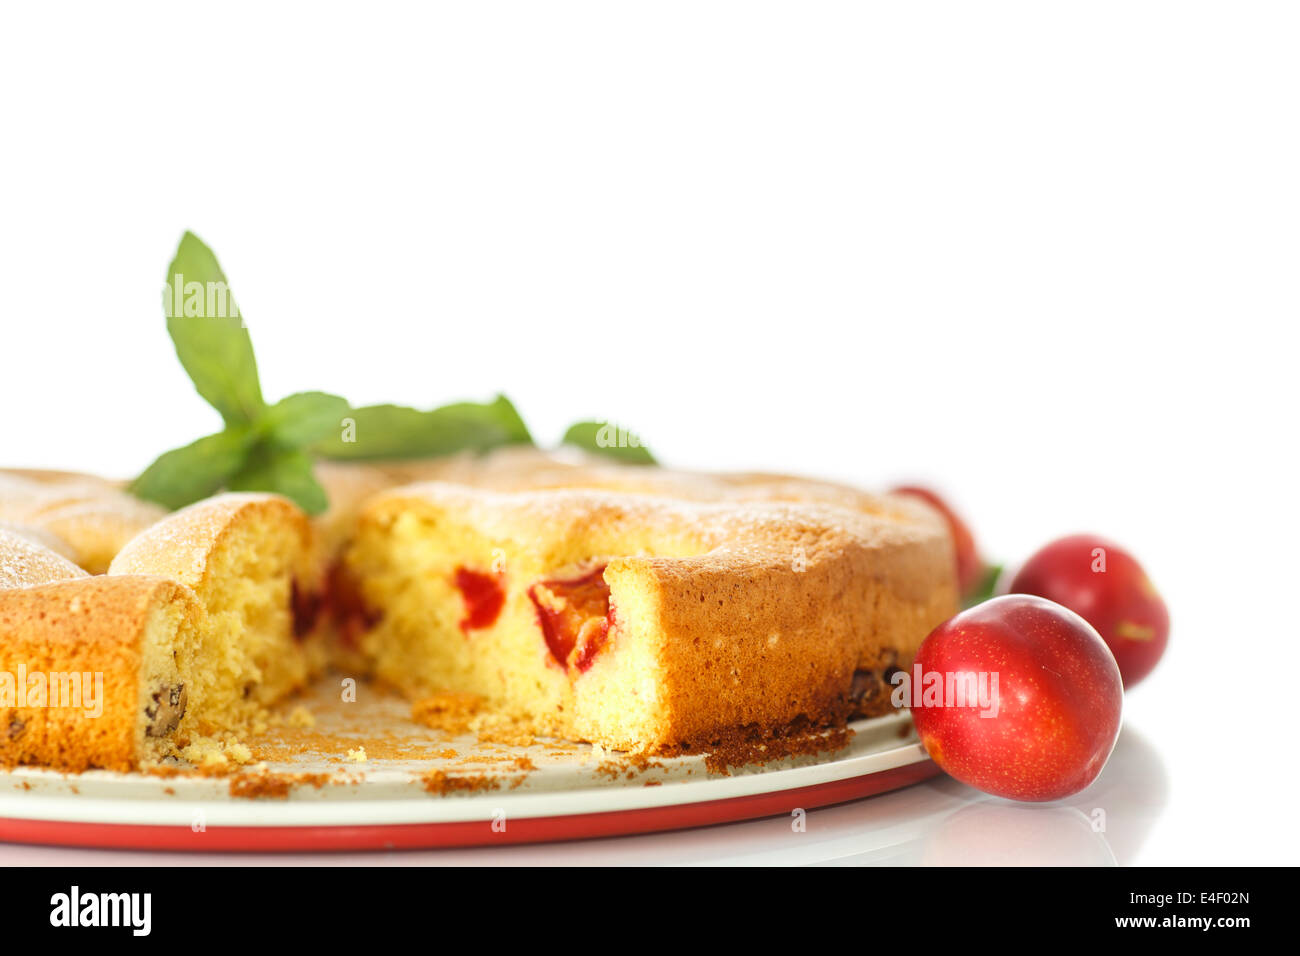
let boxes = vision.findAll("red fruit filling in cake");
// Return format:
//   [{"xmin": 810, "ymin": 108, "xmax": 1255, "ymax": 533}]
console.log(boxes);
[
  {"xmin": 327, "ymin": 562, "xmax": 381, "ymax": 648},
  {"xmin": 454, "ymin": 567, "xmax": 506, "ymax": 633},
  {"xmin": 291, "ymin": 579, "xmax": 323, "ymax": 640},
  {"xmin": 528, "ymin": 566, "xmax": 613, "ymax": 674}
]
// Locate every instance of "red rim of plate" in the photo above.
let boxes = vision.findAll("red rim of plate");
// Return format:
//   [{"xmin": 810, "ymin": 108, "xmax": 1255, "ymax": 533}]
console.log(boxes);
[{"xmin": 0, "ymin": 761, "xmax": 940, "ymax": 853}]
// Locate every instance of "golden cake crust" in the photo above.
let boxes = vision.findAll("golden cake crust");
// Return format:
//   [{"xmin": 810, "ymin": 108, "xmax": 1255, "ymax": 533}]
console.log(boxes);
[
  {"xmin": 0, "ymin": 469, "xmax": 167, "ymax": 574},
  {"xmin": 0, "ymin": 575, "xmax": 200, "ymax": 772},
  {"xmin": 0, "ymin": 526, "xmax": 91, "ymax": 590},
  {"xmin": 109, "ymin": 492, "xmax": 313, "ymax": 593}
]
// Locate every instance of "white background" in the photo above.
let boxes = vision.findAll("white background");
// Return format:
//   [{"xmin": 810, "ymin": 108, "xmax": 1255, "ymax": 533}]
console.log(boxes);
[{"xmin": 1, "ymin": 2, "xmax": 1297, "ymax": 865}]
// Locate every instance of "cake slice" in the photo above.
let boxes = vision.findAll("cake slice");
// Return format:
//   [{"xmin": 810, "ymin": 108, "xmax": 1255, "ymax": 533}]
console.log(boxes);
[
  {"xmin": 0, "ymin": 574, "xmax": 202, "ymax": 772},
  {"xmin": 2, "ymin": 528, "xmax": 202, "ymax": 772},
  {"xmin": 340, "ymin": 477, "xmax": 957, "ymax": 754},
  {"xmin": 108, "ymin": 493, "xmax": 320, "ymax": 742}
]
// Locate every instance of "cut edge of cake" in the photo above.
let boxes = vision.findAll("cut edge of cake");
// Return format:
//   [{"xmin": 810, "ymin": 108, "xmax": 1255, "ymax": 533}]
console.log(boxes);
[{"xmin": 340, "ymin": 478, "xmax": 957, "ymax": 755}]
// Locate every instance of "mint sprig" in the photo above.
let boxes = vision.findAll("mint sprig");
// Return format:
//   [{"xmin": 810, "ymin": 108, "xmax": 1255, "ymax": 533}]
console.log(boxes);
[
  {"xmin": 132, "ymin": 232, "xmax": 655, "ymax": 515},
  {"xmin": 132, "ymin": 235, "xmax": 346, "ymax": 514}
]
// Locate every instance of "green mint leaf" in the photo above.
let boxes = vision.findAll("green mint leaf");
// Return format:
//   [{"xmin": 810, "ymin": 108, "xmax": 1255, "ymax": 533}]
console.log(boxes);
[
  {"xmin": 488, "ymin": 394, "xmax": 533, "ymax": 444},
  {"xmin": 259, "ymin": 391, "xmax": 352, "ymax": 449},
  {"xmin": 130, "ymin": 426, "xmax": 255, "ymax": 510},
  {"xmin": 313, "ymin": 395, "xmax": 533, "ymax": 461},
  {"xmin": 562, "ymin": 421, "xmax": 656, "ymax": 465},
  {"xmin": 436, "ymin": 394, "xmax": 533, "ymax": 445},
  {"xmin": 164, "ymin": 231, "xmax": 265, "ymax": 425},
  {"xmin": 962, "ymin": 563, "xmax": 1004, "ymax": 609},
  {"xmin": 227, "ymin": 446, "xmax": 328, "ymax": 515}
]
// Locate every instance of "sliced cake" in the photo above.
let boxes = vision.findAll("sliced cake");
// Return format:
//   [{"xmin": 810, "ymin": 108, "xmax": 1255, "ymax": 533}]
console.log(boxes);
[
  {"xmin": 2, "ymin": 452, "xmax": 960, "ymax": 772},
  {"xmin": 340, "ymin": 471, "xmax": 957, "ymax": 754},
  {"xmin": 1, "ymin": 565, "xmax": 202, "ymax": 773},
  {"xmin": 108, "ymin": 492, "xmax": 321, "ymax": 745}
]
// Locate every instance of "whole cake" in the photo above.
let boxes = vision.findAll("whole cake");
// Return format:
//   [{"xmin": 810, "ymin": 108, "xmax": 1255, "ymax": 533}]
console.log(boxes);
[{"xmin": 0, "ymin": 451, "xmax": 958, "ymax": 772}]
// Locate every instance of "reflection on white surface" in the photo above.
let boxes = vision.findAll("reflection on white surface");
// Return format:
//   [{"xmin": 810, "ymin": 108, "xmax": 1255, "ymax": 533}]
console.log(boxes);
[
  {"xmin": 0, "ymin": 725, "xmax": 1167, "ymax": 866},
  {"xmin": 918, "ymin": 803, "xmax": 1116, "ymax": 867}
]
